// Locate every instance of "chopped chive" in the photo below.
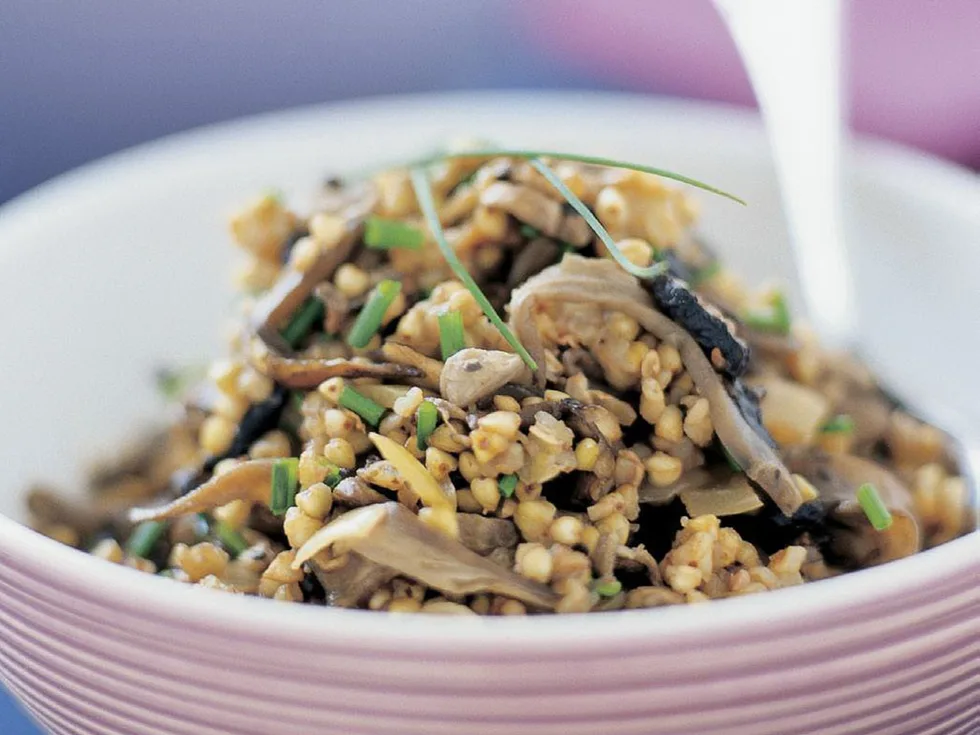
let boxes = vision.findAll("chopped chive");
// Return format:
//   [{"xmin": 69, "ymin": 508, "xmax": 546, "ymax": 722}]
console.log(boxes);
[
  {"xmin": 322, "ymin": 463, "xmax": 343, "ymax": 488},
  {"xmin": 743, "ymin": 291, "xmax": 791, "ymax": 335},
  {"xmin": 214, "ymin": 521, "xmax": 250, "ymax": 557},
  {"xmin": 519, "ymin": 224, "xmax": 541, "ymax": 240},
  {"xmin": 409, "ymin": 167, "xmax": 538, "ymax": 371},
  {"xmin": 290, "ymin": 390, "xmax": 305, "ymax": 413},
  {"xmin": 498, "ymin": 474, "xmax": 518, "ymax": 498},
  {"xmin": 821, "ymin": 414, "xmax": 856, "ymax": 434},
  {"xmin": 857, "ymin": 482, "xmax": 893, "ymax": 531},
  {"xmin": 281, "ymin": 296, "xmax": 325, "ymax": 348},
  {"xmin": 406, "ymin": 149, "xmax": 746, "ymax": 206},
  {"xmin": 270, "ymin": 458, "xmax": 299, "ymax": 516},
  {"xmin": 594, "ymin": 578, "xmax": 622, "ymax": 598},
  {"xmin": 364, "ymin": 216, "xmax": 425, "ymax": 251},
  {"xmin": 690, "ymin": 260, "xmax": 721, "ymax": 287},
  {"xmin": 528, "ymin": 159, "xmax": 669, "ymax": 280},
  {"xmin": 346, "ymin": 279, "xmax": 401, "ymax": 349},
  {"xmin": 338, "ymin": 384, "xmax": 386, "ymax": 427},
  {"xmin": 416, "ymin": 400, "xmax": 439, "ymax": 450},
  {"xmin": 125, "ymin": 520, "xmax": 167, "ymax": 559},
  {"xmin": 438, "ymin": 310, "xmax": 466, "ymax": 360}
]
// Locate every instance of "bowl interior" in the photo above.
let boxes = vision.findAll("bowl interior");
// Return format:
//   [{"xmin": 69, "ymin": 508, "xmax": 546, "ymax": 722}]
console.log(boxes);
[{"xmin": 1, "ymin": 91, "xmax": 978, "ymax": 524}]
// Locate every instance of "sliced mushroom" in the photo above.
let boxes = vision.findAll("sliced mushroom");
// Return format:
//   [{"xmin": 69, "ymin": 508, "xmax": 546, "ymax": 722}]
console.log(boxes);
[
  {"xmin": 312, "ymin": 282, "xmax": 350, "ymax": 335},
  {"xmin": 455, "ymin": 513, "xmax": 519, "ymax": 555},
  {"xmin": 507, "ymin": 238, "xmax": 560, "ymax": 288},
  {"xmin": 307, "ymin": 555, "xmax": 397, "ymax": 608},
  {"xmin": 293, "ymin": 503, "xmax": 559, "ymax": 610},
  {"xmin": 509, "ymin": 256, "xmax": 804, "ymax": 514},
  {"xmin": 333, "ymin": 477, "xmax": 389, "ymax": 507},
  {"xmin": 646, "ymin": 273, "xmax": 750, "ymax": 378},
  {"xmin": 785, "ymin": 450, "xmax": 920, "ymax": 566},
  {"xmin": 679, "ymin": 475, "xmax": 764, "ymax": 517},
  {"xmin": 440, "ymin": 348, "xmax": 531, "ymax": 407},
  {"xmin": 380, "ymin": 342, "xmax": 444, "ymax": 390},
  {"xmin": 128, "ymin": 459, "xmax": 278, "ymax": 523},
  {"xmin": 480, "ymin": 181, "xmax": 564, "ymax": 236},
  {"xmin": 251, "ymin": 346, "xmax": 422, "ymax": 390}
]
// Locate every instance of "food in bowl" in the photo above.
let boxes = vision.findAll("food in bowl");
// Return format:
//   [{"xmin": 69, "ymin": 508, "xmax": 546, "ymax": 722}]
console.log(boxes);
[{"xmin": 26, "ymin": 149, "xmax": 974, "ymax": 614}]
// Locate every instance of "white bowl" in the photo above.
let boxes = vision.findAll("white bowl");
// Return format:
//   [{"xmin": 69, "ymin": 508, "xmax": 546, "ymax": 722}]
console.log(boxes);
[{"xmin": 0, "ymin": 91, "xmax": 977, "ymax": 735}]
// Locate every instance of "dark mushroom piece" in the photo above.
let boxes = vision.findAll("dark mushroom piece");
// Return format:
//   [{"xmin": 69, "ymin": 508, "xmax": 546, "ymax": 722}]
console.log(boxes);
[
  {"xmin": 293, "ymin": 502, "xmax": 560, "ymax": 610},
  {"xmin": 645, "ymin": 273, "xmax": 750, "ymax": 378},
  {"xmin": 455, "ymin": 513, "xmax": 519, "ymax": 555},
  {"xmin": 509, "ymin": 256, "xmax": 804, "ymax": 515},
  {"xmin": 306, "ymin": 555, "xmax": 398, "ymax": 608},
  {"xmin": 252, "ymin": 348, "xmax": 422, "ymax": 390},
  {"xmin": 333, "ymin": 477, "xmax": 390, "ymax": 508},
  {"xmin": 785, "ymin": 450, "xmax": 920, "ymax": 566},
  {"xmin": 507, "ymin": 238, "xmax": 561, "ymax": 288}
]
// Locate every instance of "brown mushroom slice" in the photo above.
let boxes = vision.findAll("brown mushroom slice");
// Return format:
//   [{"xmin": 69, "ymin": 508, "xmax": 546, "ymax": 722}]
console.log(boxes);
[
  {"xmin": 751, "ymin": 376, "xmax": 831, "ymax": 448},
  {"xmin": 251, "ymin": 347, "xmax": 422, "ymax": 389},
  {"xmin": 455, "ymin": 513, "xmax": 519, "ymax": 555},
  {"xmin": 127, "ymin": 459, "xmax": 277, "ymax": 523},
  {"xmin": 333, "ymin": 477, "xmax": 390, "ymax": 507},
  {"xmin": 786, "ymin": 450, "xmax": 921, "ymax": 565},
  {"xmin": 380, "ymin": 342, "xmax": 444, "ymax": 390},
  {"xmin": 479, "ymin": 181, "xmax": 564, "ymax": 236},
  {"xmin": 509, "ymin": 256, "xmax": 804, "ymax": 515},
  {"xmin": 307, "ymin": 555, "xmax": 397, "ymax": 608},
  {"xmin": 312, "ymin": 282, "xmax": 350, "ymax": 336},
  {"xmin": 638, "ymin": 467, "xmax": 715, "ymax": 505},
  {"xmin": 293, "ymin": 502, "xmax": 559, "ymax": 609},
  {"xmin": 440, "ymin": 348, "xmax": 531, "ymax": 407},
  {"xmin": 679, "ymin": 476, "xmax": 764, "ymax": 517},
  {"xmin": 507, "ymin": 238, "xmax": 561, "ymax": 288}
]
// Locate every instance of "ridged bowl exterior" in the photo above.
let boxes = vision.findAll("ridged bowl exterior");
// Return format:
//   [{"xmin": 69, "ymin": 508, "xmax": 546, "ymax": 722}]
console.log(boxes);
[{"xmin": 1, "ymin": 524, "xmax": 978, "ymax": 735}]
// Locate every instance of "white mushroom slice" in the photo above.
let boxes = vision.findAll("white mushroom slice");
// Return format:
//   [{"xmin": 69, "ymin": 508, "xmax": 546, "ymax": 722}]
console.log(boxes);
[
  {"xmin": 679, "ymin": 476, "xmax": 764, "ymax": 517},
  {"xmin": 440, "ymin": 348, "xmax": 531, "ymax": 407},
  {"xmin": 479, "ymin": 181, "xmax": 563, "ymax": 236},
  {"xmin": 752, "ymin": 376, "xmax": 831, "ymax": 447},
  {"xmin": 293, "ymin": 503, "xmax": 560, "ymax": 610}
]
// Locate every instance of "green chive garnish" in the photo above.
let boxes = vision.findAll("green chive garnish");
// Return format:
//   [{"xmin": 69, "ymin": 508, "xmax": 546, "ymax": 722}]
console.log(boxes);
[
  {"xmin": 214, "ymin": 521, "xmax": 250, "ymax": 557},
  {"xmin": 338, "ymin": 385, "xmax": 386, "ymax": 427},
  {"xmin": 498, "ymin": 474, "xmax": 518, "ymax": 498},
  {"xmin": 690, "ymin": 261, "xmax": 721, "ymax": 287},
  {"xmin": 519, "ymin": 224, "xmax": 541, "ymax": 240},
  {"xmin": 281, "ymin": 296, "xmax": 325, "ymax": 348},
  {"xmin": 322, "ymin": 462, "xmax": 343, "ymax": 488},
  {"xmin": 528, "ymin": 159, "xmax": 669, "ymax": 280},
  {"xmin": 364, "ymin": 216, "xmax": 425, "ymax": 251},
  {"xmin": 438, "ymin": 310, "xmax": 466, "ymax": 360},
  {"xmin": 125, "ymin": 520, "xmax": 167, "ymax": 559},
  {"xmin": 821, "ymin": 414, "xmax": 856, "ymax": 434},
  {"xmin": 406, "ymin": 149, "xmax": 746, "ymax": 206},
  {"xmin": 743, "ymin": 291, "xmax": 791, "ymax": 335},
  {"xmin": 409, "ymin": 167, "xmax": 538, "ymax": 371},
  {"xmin": 346, "ymin": 279, "xmax": 401, "ymax": 349},
  {"xmin": 270, "ymin": 458, "xmax": 299, "ymax": 516},
  {"xmin": 416, "ymin": 400, "xmax": 439, "ymax": 450},
  {"xmin": 155, "ymin": 365, "xmax": 206, "ymax": 401},
  {"xmin": 857, "ymin": 483, "xmax": 893, "ymax": 531},
  {"xmin": 594, "ymin": 578, "xmax": 623, "ymax": 598}
]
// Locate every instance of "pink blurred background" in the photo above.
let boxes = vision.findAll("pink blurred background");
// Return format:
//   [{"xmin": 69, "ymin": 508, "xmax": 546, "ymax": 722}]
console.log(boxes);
[{"xmin": 516, "ymin": 0, "xmax": 980, "ymax": 166}]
